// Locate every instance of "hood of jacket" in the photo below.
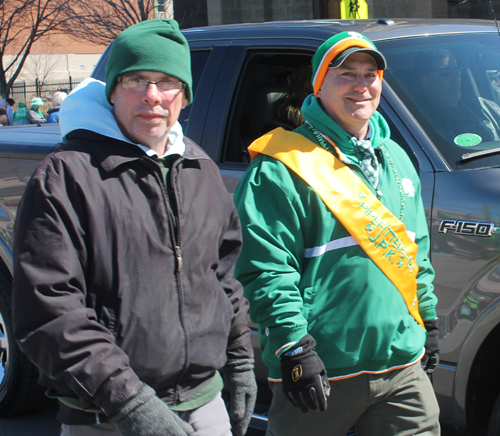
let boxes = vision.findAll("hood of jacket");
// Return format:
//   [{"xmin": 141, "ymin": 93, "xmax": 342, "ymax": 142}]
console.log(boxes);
[
  {"xmin": 59, "ymin": 78, "xmax": 185, "ymax": 156},
  {"xmin": 299, "ymin": 94, "xmax": 391, "ymax": 162}
]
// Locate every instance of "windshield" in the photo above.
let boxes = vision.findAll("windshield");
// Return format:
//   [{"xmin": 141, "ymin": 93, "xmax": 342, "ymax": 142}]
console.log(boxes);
[{"xmin": 378, "ymin": 33, "xmax": 500, "ymax": 170}]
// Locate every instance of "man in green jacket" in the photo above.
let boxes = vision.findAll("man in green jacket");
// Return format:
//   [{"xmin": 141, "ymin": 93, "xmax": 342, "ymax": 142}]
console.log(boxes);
[{"xmin": 234, "ymin": 31, "xmax": 440, "ymax": 436}]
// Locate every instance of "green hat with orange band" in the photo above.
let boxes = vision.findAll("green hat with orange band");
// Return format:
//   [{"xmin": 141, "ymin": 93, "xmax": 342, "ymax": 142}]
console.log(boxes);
[{"xmin": 311, "ymin": 31, "xmax": 387, "ymax": 96}]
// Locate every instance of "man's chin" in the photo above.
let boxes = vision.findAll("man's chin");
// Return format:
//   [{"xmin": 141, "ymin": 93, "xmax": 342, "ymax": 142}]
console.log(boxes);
[
  {"xmin": 124, "ymin": 126, "xmax": 168, "ymax": 146},
  {"xmin": 138, "ymin": 123, "xmax": 170, "ymax": 136}
]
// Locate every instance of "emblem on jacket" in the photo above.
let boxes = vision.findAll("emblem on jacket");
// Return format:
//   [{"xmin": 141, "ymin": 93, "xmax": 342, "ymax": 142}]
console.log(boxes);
[
  {"xmin": 402, "ymin": 178, "xmax": 415, "ymax": 197},
  {"xmin": 439, "ymin": 220, "xmax": 500, "ymax": 237}
]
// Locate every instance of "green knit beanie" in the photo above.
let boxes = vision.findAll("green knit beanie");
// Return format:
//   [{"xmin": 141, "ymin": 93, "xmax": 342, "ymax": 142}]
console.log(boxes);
[{"xmin": 105, "ymin": 19, "xmax": 192, "ymax": 104}]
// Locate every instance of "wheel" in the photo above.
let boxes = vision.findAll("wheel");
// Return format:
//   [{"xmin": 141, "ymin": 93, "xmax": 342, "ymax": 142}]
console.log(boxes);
[{"xmin": 0, "ymin": 261, "xmax": 45, "ymax": 417}]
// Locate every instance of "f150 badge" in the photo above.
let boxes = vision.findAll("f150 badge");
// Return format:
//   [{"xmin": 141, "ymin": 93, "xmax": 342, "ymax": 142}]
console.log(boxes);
[{"xmin": 439, "ymin": 220, "xmax": 500, "ymax": 237}]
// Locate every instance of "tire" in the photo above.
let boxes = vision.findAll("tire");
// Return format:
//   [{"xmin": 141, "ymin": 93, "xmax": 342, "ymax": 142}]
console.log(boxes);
[
  {"xmin": 488, "ymin": 392, "xmax": 500, "ymax": 436},
  {"xmin": 0, "ymin": 261, "xmax": 45, "ymax": 417}
]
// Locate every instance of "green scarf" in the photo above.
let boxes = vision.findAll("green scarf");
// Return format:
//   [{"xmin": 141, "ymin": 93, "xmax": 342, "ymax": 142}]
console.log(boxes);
[{"xmin": 33, "ymin": 107, "xmax": 45, "ymax": 118}]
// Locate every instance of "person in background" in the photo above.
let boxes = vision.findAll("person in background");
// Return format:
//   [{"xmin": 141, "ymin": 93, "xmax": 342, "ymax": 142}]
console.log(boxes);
[
  {"xmin": 0, "ymin": 105, "xmax": 8, "ymax": 126},
  {"xmin": 27, "ymin": 97, "xmax": 46, "ymax": 124},
  {"xmin": 12, "ymin": 19, "xmax": 256, "ymax": 436},
  {"xmin": 47, "ymin": 91, "xmax": 68, "ymax": 123},
  {"xmin": 491, "ymin": 71, "xmax": 500, "ymax": 99},
  {"xmin": 416, "ymin": 49, "xmax": 500, "ymax": 142},
  {"xmin": 234, "ymin": 31, "xmax": 440, "ymax": 436},
  {"xmin": 13, "ymin": 102, "xmax": 29, "ymax": 125},
  {"xmin": 6, "ymin": 98, "xmax": 15, "ymax": 125}
]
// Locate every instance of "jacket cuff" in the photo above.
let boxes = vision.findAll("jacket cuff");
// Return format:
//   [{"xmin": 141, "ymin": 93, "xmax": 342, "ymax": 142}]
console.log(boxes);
[
  {"xmin": 222, "ymin": 358, "xmax": 255, "ymax": 373},
  {"xmin": 93, "ymin": 368, "xmax": 144, "ymax": 417},
  {"xmin": 419, "ymin": 307, "xmax": 437, "ymax": 321},
  {"xmin": 268, "ymin": 326, "xmax": 308, "ymax": 360}
]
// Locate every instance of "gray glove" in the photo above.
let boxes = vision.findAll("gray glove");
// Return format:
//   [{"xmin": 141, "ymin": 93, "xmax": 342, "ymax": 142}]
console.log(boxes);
[
  {"xmin": 108, "ymin": 384, "xmax": 194, "ymax": 436},
  {"xmin": 222, "ymin": 358, "xmax": 258, "ymax": 436}
]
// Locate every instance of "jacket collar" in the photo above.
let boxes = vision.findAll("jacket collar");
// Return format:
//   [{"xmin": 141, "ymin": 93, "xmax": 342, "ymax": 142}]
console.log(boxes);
[{"xmin": 65, "ymin": 129, "xmax": 208, "ymax": 173}]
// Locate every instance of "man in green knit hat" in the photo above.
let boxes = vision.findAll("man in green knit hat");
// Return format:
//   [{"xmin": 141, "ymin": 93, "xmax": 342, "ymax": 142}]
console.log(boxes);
[
  {"xmin": 234, "ymin": 31, "xmax": 440, "ymax": 435},
  {"xmin": 12, "ymin": 19, "xmax": 256, "ymax": 436}
]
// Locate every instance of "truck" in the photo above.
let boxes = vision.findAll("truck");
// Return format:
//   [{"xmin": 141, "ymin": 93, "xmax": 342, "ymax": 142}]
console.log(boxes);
[{"xmin": 2, "ymin": 18, "xmax": 500, "ymax": 435}]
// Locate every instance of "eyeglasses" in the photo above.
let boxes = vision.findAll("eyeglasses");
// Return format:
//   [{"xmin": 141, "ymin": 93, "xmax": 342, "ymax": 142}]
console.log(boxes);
[
  {"xmin": 117, "ymin": 76, "xmax": 186, "ymax": 92},
  {"xmin": 434, "ymin": 66, "xmax": 463, "ymax": 77}
]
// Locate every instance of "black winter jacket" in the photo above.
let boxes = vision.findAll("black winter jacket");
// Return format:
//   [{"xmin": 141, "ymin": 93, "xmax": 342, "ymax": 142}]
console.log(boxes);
[{"xmin": 12, "ymin": 129, "xmax": 252, "ymax": 424}]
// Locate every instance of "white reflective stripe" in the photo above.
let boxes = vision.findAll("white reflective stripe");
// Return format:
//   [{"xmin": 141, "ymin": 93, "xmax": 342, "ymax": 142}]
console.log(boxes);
[
  {"xmin": 304, "ymin": 236, "xmax": 357, "ymax": 258},
  {"xmin": 304, "ymin": 231, "xmax": 416, "ymax": 258},
  {"xmin": 267, "ymin": 349, "xmax": 425, "ymax": 383}
]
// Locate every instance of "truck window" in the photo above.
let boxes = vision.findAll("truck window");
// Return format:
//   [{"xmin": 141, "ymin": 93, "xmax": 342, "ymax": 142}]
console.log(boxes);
[
  {"xmin": 179, "ymin": 49, "xmax": 211, "ymax": 130},
  {"xmin": 189, "ymin": 50, "xmax": 211, "ymax": 99},
  {"xmin": 379, "ymin": 34, "xmax": 500, "ymax": 170},
  {"xmin": 223, "ymin": 51, "xmax": 313, "ymax": 163}
]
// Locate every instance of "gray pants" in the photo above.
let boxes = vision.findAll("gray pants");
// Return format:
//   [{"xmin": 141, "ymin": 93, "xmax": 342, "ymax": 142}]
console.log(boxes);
[
  {"xmin": 267, "ymin": 363, "xmax": 440, "ymax": 436},
  {"xmin": 60, "ymin": 392, "xmax": 232, "ymax": 436}
]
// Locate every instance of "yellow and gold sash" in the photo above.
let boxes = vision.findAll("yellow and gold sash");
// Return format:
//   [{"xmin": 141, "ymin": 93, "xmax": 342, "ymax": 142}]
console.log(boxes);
[{"xmin": 248, "ymin": 128, "xmax": 424, "ymax": 329}]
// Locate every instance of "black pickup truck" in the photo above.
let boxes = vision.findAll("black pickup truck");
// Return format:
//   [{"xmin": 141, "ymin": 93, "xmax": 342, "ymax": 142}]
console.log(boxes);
[{"xmin": 2, "ymin": 18, "xmax": 500, "ymax": 435}]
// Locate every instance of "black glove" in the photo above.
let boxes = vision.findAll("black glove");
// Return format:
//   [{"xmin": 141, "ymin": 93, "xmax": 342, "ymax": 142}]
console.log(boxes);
[
  {"xmin": 222, "ymin": 358, "xmax": 258, "ymax": 436},
  {"xmin": 108, "ymin": 384, "xmax": 194, "ymax": 436},
  {"xmin": 421, "ymin": 319, "xmax": 440, "ymax": 374},
  {"xmin": 280, "ymin": 334, "xmax": 330, "ymax": 413}
]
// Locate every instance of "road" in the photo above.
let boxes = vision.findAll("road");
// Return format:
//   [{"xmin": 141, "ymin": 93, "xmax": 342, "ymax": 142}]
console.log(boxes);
[
  {"xmin": 1, "ymin": 400, "xmax": 60, "ymax": 436},
  {"xmin": 0, "ymin": 398, "xmax": 460, "ymax": 436}
]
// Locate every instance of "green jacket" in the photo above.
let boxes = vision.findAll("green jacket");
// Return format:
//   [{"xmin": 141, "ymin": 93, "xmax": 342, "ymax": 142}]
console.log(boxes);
[{"xmin": 234, "ymin": 95, "xmax": 437, "ymax": 380}]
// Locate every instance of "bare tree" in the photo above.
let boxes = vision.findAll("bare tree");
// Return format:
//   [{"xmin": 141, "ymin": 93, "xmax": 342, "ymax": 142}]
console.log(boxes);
[
  {"xmin": 0, "ymin": 0, "xmax": 178, "ymax": 98},
  {"xmin": 0, "ymin": 0, "xmax": 80, "ymax": 99},
  {"xmin": 22, "ymin": 44, "xmax": 65, "ymax": 90},
  {"xmin": 65, "ymin": 0, "xmax": 174, "ymax": 46}
]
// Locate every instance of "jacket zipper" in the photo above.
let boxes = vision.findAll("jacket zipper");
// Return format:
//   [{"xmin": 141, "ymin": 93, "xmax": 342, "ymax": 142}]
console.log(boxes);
[
  {"xmin": 169, "ymin": 158, "xmax": 190, "ymax": 404},
  {"xmin": 141, "ymin": 156, "xmax": 187, "ymax": 403},
  {"xmin": 175, "ymin": 245, "xmax": 183, "ymax": 273}
]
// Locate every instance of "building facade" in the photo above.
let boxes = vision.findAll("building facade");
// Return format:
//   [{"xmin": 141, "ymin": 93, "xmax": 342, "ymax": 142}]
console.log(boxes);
[{"xmin": 175, "ymin": 0, "xmax": 500, "ymax": 28}]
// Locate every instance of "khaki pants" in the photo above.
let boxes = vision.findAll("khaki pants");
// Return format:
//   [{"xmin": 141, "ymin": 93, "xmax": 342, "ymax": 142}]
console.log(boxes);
[
  {"xmin": 60, "ymin": 392, "xmax": 231, "ymax": 436},
  {"xmin": 267, "ymin": 363, "xmax": 440, "ymax": 436}
]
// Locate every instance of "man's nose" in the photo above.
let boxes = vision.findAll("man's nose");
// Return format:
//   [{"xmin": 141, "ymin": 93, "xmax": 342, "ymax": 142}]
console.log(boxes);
[
  {"xmin": 143, "ymin": 82, "xmax": 162, "ymax": 105},
  {"xmin": 353, "ymin": 75, "xmax": 369, "ymax": 90}
]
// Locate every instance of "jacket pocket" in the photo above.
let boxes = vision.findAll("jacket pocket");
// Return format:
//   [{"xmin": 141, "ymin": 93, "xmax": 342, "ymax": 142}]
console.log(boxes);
[{"xmin": 187, "ymin": 273, "xmax": 234, "ymax": 369}]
